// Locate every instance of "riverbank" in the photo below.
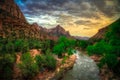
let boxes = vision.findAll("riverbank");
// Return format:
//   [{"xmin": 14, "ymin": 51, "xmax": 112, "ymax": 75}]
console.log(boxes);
[
  {"xmin": 33, "ymin": 54, "xmax": 76, "ymax": 80},
  {"xmin": 90, "ymin": 55, "xmax": 120, "ymax": 80}
]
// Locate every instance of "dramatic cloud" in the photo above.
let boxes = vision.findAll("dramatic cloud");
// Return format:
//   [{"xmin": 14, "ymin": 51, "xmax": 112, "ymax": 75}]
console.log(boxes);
[{"xmin": 15, "ymin": 0, "xmax": 120, "ymax": 37}]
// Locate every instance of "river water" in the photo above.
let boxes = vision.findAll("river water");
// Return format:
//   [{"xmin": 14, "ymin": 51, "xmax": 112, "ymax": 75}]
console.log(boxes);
[{"xmin": 62, "ymin": 50, "xmax": 100, "ymax": 80}]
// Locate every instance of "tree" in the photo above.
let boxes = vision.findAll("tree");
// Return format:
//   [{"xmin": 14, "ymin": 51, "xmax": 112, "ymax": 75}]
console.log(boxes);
[
  {"xmin": 99, "ymin": 53, "xmax": 118, "ymax": 69},
  {"xmin": 18, "ymin": 53, "xmax": 39, "ymax": 79},
  {"xmin": 87, "ymin": 40, "xmax": 112, "ymax": 55},
  {"xmin": 77, "ymin": 40, "xmax": 89, "ymax": 49},
  {"xmin": 53, "ymin": 42, "xmax": 65, "ymax": 57}
]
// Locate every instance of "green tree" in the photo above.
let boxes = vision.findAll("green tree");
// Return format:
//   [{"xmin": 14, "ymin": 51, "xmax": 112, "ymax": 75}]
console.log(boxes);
[
  {"xmin": 53, "ymin": 42, "xmax": 65, "ymax": 57},
  {"xmin": 77, "ymin": 40, "xmax": 89, "ymax": 49},
  {"xmin": 99, "ymin": 53, "xmax": 118, "ymax": 69},
  {"xmin": 18, "ymin": 53, "xmax": 39, "ymax": 79}
]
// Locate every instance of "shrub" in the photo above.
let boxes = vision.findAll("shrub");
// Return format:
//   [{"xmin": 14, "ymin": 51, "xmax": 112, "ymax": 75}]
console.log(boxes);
[
  {"xmin": 35, "ymin": 55, "xmax": 46, "ymax": 71},
  {"xmin": 18, "ymin": 53, "xmax": 39, "ymax": 79},
  {"xmin": 86, "ymin": 45, "xmax": 95, "ymax": 55},
  {"xmin": 53, "ymin": 36, "xmax": 75, "ymax": 57},
  {"xmin": 45, "ymin": 53, "xmax": 56, "ymax": 70},
  {"xmin": 28, "ymin": 39, "xmax": 42, "ymax": 49},
  {"xmin": 35, "ymin": 53, "xmax": 56, "ymax": 71},
  {"xmin": 77, "ymin": 40, "xmax": 89, "ymax": 49},
  {"xmin": 99, "ymin": 53, "xmax": 118, "ymax": 69},
  {"xmin": 87, "ymin": 40, "xmax": 112, "ymax": 55},
  {"xmin": 0, "ymin": 54, "xmax": 15, "ymax": 80},
  {"xmin": 5, "ymin": 42, "xmax": 15, "ymax": 53},
  {"xmin": 53, "ymin": 42, "xmax": 65, "ymax": 57}
]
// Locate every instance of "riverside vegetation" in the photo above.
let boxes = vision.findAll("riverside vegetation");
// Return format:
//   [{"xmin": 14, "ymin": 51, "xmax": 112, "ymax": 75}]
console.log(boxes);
[{"xmin": 0, "ymin": 36, "xmax": 78, "ymax": 80}]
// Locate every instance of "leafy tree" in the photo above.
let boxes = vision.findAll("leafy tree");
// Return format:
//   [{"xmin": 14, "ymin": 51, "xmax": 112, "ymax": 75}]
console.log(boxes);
[
  {"xmin": 99, "ymin": 53, "xmax": 118, "ymax": 69},
  {"xmin": 87, "ymin": 40, "xmax": 112, "ymax": 55},
  {"xmin": 35, "ymin": 52, "xmax": 56, "ymax": 70},
  {"xmin": 53, "ymin": 36, "xmax": 75, "ymax": 57},
  {"xmin": 76, "ymin": 40, "xmax": 89, "ymax": 49},
  {"xmin": 18, "ymin": 53, "xmax": 39, "ymax": 79},
  {"xmin": 28, "ymin": 39, "xmax": 42, "ymax": 49},
  {"xmin": 53, "ymin": 42, "xmax": 65, "ymax": 57},
  {"xmin": 45, "ymin": 53, "xmax": 56, "ymax": 70}
]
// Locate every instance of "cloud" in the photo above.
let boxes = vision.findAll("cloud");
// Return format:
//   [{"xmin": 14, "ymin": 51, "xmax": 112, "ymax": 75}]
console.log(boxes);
[
  {"xmin": 75, "ymin": 20, "xmax": 92, "ymax": 25},
  {"xmin": 15, "ymin": 0, "xmax": 120, "ymax": 37}
]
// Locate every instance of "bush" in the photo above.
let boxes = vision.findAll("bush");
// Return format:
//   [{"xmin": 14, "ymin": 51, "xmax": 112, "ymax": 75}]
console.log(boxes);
[
  {"xmin": 99, "ymin": 53, "xmax": 118, "ymax": 69},
  {"xmin": 35, "ymin": 53, "xmax": 56, "ymax": 70},
  {"xmin": 53, "ymin": 42, "xmax": 65, "ymax": 57},
  {"xmin": 53, "ymin": 36, "xmax": 75, "ymax": 57},
  {"xmin": 45, "ymin": 53, "xmax": 56, "ymax": 70},
  {"xmin": 76, "ymin": 40, "xmax": 89, "ymax": 49},
  {"xmin": 5, "ymin": 42, "xmax": 15, "ymax": 53},
  {"xmin": 28, "ymin": 39, "xmax": 42, "ymax": 49},
  {"xmin": 35, "ymin": 55, "xmax": 46, "ymax": 71},
  {"xmin": 0, "ymin": 54, "xmax": 15, "ymax": 80},
  {"xmin": 18, "ymin": 53, "xmax": 39, "ymax": 79},
  {"xmin": 87, "ymin": 40, "xmax": 112, "ymax": 55}
]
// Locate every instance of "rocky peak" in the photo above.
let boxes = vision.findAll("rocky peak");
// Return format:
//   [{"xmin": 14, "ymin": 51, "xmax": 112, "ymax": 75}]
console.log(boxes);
[
  {"xmin": 49, "ymin": 25, "xmax": 71, "ymax": 37},
  {"xmin": 0, "ymin": 0, "xmax": 26, "ymax": 21}
]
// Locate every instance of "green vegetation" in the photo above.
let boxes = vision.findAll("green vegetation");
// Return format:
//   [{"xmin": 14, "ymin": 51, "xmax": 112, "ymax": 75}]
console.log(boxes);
[
  {"xmin": 76, "ymin": 40, "xmax": 89, "ymax": 50},
  {"xmin": 0, "ymin": 54, "xmax": 15, "ymax": 80},
  {"xmin": 35, "ymin": 51, "xmax": 56, "ymax": 70},
  {"xmin": 53, "ymin": 36, "xmax": 76, "ymax": 57},
  {"xmin": 98, "ymin": 53, "xmax": 118, "ymax": 69},
  {"xmin": 18, "ymin": 52, "xmax": 39, "ymax": 79},
  {"xmin": 87, "ymin": 40, "xmax": 112, "ymax": 55},
  {"xmin": 0, "ymin": 37, "xmax": 59, "ymax": 79}
]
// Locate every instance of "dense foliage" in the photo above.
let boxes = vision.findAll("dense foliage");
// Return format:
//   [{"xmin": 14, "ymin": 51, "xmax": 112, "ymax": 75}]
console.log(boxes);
[
  {"xmin": 18, "ymin": 53, "xmax": 39, "ymax": 79},
  {"xmin": 0, "ymin": 54, "xmax": 15, "ymax": 80},
  {"xmin": 76, "ymin": 40, "xmax": 89, "ymax": 50},
  {"xmin": 35, "ymin": 50, "xmax": 56, "ymax": 70},
  {"xmin": 0, "ymin": 38, "xmax": 57, "ymax": 79},
  {"xmin": 53, "ymin": 36, "xmax": 76, "ymax": 57}
]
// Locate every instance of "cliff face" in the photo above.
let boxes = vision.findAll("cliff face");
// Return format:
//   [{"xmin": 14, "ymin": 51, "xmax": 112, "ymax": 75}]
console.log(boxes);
[
  {"xmin": 90, "ymin": 18, "xmax": 120, "ymax": 42},
  {"xmin": 0, "ymin": 0, "xmax": 72, "ymax": 40},
  {"xmin": 0, "ymin": 0, "xmax": 40, "ymax": 39},
  {"xmin": 90, "ymin": 27, "xmax": 109, "ymax": 41}
]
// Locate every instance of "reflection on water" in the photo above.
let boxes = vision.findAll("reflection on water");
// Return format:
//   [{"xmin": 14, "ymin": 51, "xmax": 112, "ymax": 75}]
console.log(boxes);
[{"xmin": 62, "ymin": 50, "xmax": 100, "ymax": 80}]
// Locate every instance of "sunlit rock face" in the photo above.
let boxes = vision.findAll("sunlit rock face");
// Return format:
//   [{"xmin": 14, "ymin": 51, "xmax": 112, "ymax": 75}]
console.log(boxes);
[{"xmin": 15, "ymin": 0, "xmax": 120, "ymax": 37}]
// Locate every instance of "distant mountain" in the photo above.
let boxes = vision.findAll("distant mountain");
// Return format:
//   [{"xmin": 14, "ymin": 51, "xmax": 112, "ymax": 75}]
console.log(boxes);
[
  {"xmin": 90, "ymin": 18, "xmax": 120, "ymax": 42},
  {"xmin": 0, "ymin": 0, "xmax": 72, "ymax": 40},
  {"xmin": 73, "ymin": 36, "xmax": 89, "ymax": 40},
  {"xmin": 48, "ymin": 25, "xmax": 71, "ymax": 38}
]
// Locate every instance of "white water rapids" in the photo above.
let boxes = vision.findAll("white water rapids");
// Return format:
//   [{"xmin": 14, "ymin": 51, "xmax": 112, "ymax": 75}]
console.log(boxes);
[{"xmin": 62, "ymin": 50, "xmax": 100, "ymax": 80}]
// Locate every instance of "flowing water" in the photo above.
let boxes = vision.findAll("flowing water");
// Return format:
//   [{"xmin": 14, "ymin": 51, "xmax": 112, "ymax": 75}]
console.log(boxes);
[{"xmin": 62, "ymin": 50, "xmax": 100, "ymax": 80}]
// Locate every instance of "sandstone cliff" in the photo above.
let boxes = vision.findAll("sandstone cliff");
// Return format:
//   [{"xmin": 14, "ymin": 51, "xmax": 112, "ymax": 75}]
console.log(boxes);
[{"xmin": 0, "ymin": 0, "xmax": 72, "ymax": 40}]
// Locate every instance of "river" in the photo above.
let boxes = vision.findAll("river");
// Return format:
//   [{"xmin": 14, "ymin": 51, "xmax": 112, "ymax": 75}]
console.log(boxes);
[{"xmin": 62, "ymin": 50, "xmax": 100, "ymax": 80}]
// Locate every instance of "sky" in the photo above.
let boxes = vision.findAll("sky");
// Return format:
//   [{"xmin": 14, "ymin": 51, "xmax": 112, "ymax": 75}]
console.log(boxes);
[{"xmin": 15, "ymin": 0, "xmax": 120, "ymax": 37}]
